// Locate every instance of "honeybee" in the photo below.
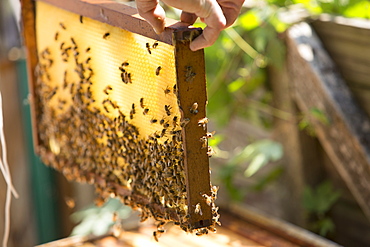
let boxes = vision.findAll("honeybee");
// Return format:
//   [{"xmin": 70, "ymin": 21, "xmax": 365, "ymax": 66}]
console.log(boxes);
[
  {"xmin": 153, "ymin": 231, "xmax": 159, "ymax": 242},
  {"xmin": 180, "ymin": 118, "xmax": 190, "ymax": 127},
  {"xmin": 152, "ymin": 42, "xmax": 159, "ymax": 49},
  {"xmin": 150, "ymin": 118, "xmax": 158, "ymax": 124},
  {"xmin": 122, "ymin": 61, "xmax": 129, "ymax": 66},
  {"xmin": 164, "ymin": 86, "xmax": 171, "ymax": 95},
  {"xmin": 195, "ymin": 228, "xmax": 208, "ymax": 236},
  {"xmin": 194, "ymin": 203, "xmax": 202, "ymax": 215},
  {"xmin": 86, "ymin": 47, "xmax": 91, "ymax": 52},
  {"xmin": 207, "ymin": 146, "xmax": 216, "ymax": 157},
  {"xmin": 156, "ymin": 66, "xmax": 162, "ymax": 76},
  {"xmin": 127, "ymin": 73, "xmax": 132, "ymax": 83},
  {"xmin": 190, "ymin": 102, "xmax": 198, "ymax": 114},
  {"xmin": 131, "ymin": 103, "xmax": 135, "ymax": 114},
  {"xmin": 71, "ymin": 37, "xmax": 76, "ymax": 46},
  {"xmin": 140, "ymin": 98, "xmax": 145, "ymax": 108},
  {"xmin": 146, "ymin": 43, "xmax": 151, "ymax": 54},
  {"xmin": 185, "ymin": 66, "xmax": 196, "ymax": 82},
  {"xmin": 199, "ymin": 136, "xmax": 207, "ymax": 148},
  {"xmin": 206, "ymin": 131, "xmax": 216, "ymax": 138},
  {"xmin": 202, "ymin": 194, "xmax": 212, "ymax": 206},
  {"xmin": 143, "ymin": 108, "xmax": 149, "ymax": 115},
  {"xmin": 103, "ymin": 85, "xmax": 112, "ymax": 95},
  {"xmin": 211, "ymin": 186, "xmax": 219, "ymax": 195},
  {"xmin": 59, "ymin": 22, "xmax": 66, "ymax": 30},
  {"xmin": 161, "ymin": 128, "xmax": 166, "ymax": 137},
  {"xmin": 54, "ymin": 32, "xmax": 59, "ymax": 41},
  {"xmin": 79, "ymin": 15, "xmax": 83, "ymax": 23},
  {"xmin": 198, "ymin": 117, "xmax": 208, "ymax": 129},
  {"xmin": 103, "ymin": 32, "xmax": 110, "ymax": 39},
  {"xmin": 173, "ymin": 116, "xmax": 178, "ymax": 126},
  {"xmin": 164, "ymin": 105, "xmax": 171, "ymax": 116},
  {"xmin": 63, "ymin": 71, "xmax": 68, "ymax": 89}
]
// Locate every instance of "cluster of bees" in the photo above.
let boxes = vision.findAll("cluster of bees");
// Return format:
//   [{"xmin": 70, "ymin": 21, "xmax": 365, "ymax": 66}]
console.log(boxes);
[{"xmin": 34, "ymin": 18, "xmax": 219, "ymax": 240}]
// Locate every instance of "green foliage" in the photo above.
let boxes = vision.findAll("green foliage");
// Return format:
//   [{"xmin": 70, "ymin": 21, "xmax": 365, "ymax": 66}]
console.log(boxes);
[
  {"xmin": 299, "ymin": 107, "xmax": 330, "ymax": 136},
  {"xmin": 303, "ymin": 181, "xmax": 341, "ymax": 236},
  {"xmin": 250, "ymin": 166, "xmax": 284, "ymax": 191},
  {"xmin": 219, "ymin": 140, "xmax": 283, "ymax": 201},
  {"xmin": 290, "ymin": 0, "xmax": 370, "ymax": 17},
  {"xmin": 70, "ymin": 198, "xmax": 131, "ymax": 236}
]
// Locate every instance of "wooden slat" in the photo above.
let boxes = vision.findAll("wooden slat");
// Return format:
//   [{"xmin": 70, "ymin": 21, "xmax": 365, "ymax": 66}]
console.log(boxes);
[
  {"xmin": 225, "ymin": 204, "xmax": 342, "ymax": 247},
  {"xmin": 20, "ymin": 0, "xmax": 40, "ymax": 151},
  {"xmin": 287, "ymin": 22, "xmax": 370, "ymax": 220},
  {"xmin": 328, "ymin": 53, "xmax": 370, "ymax": 86},
  {"xmin": 173, "ymin": 30, "xmax": 212, "ymax": 228},
  {"xmin": 311, "ymin": 17, "xmax": 370, "ymax": 118},
  {"xmin": 312, "ymin": 16, "xmax": 370, "ymax": 46},
  {"xmin": 38, "ymin": 0, "xmax": 188, "ymax": 45}
]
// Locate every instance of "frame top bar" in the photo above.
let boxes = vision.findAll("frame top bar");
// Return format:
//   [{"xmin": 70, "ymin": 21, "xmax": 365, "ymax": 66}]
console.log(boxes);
[{"xmin": 38, "ymin": 0, "xmax": 200, "ymax": 45}]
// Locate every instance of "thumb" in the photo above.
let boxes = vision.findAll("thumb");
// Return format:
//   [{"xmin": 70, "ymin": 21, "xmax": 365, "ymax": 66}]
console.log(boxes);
[{"xmin": 136, "ymin": 0, "xmax": 166, "ymax": 34}]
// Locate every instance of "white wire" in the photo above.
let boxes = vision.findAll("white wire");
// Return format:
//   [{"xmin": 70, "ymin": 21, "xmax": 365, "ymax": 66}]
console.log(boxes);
[
  {"xmin": 0, "ymin": 93, "xmax": 18, "ymax": 198},
  {"xmin": 0, "ymin": 91, "xmax": 19, "ymax": 247}
]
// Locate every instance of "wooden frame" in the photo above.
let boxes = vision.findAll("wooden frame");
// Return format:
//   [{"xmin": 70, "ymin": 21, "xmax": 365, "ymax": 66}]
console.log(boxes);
[
  {"xmin": 287, "ymin": 22, "xmax": 370, "ymax": 219},
  {"xmin": 20, "ymin": 0, "xmax": 212, "ymax": 229}
]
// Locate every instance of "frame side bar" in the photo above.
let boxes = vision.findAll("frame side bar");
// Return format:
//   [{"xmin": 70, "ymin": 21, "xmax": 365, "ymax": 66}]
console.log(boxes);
[
  {"xmin": 20, "ymin": 0, "xmax": 40, "ymax": 152},
  {"xmin": 174, "ymin": 30, "xmax": 212, "ymax": 229}
]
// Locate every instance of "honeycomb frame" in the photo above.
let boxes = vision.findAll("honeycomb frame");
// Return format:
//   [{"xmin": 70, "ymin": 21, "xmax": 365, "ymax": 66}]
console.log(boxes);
[{"xmin": 21, "ymin": 0, "xmax": 215, "ymax": 231}]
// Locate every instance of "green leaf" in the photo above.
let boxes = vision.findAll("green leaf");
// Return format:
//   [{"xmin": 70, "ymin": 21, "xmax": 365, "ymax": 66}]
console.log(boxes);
[
  {"xmin": 70, "ymin": 198, "xmax": 131, "ymax": 236},
  {"xmin": 238, "ymin": 10, "xmax": 262, "ymax": 31},
  {"xmin": 230, "ymin": 139, "xmax": 283, "ymax": 177},
  {"xmin": 228, "ymin": 78, "xmax": 245, "ymax": 93},
  {"xmin": 313, "ymin": 217, "xmax": 336, "ymax": 236},
  {"xmin": 251, "ymin": 166, "xmax": 284, "ymax": 191},
  {"xmin": 208, "ymin": 134, "xmax": 224, "ymax": 147},
  {"xmin": 303, "ymin": 181, "xmax": 341, "ymax": 215},
  {"xmin": 303, "ymin": 186, "xmax": 317, "ymax": 212},
  {"xmin": 310, "ymin": 108, "xmax": 330, "ymax": 125},
  {"xmin": 343, "ymin": 0, "xmax": 370, "ymax": 18},
  {"xmin": 244, "ymin": 153, "xmax": 269, "ymax": 177},
  {"xmin": 315, "ymin": 181, "xmax": 341, "ymax": 214}
]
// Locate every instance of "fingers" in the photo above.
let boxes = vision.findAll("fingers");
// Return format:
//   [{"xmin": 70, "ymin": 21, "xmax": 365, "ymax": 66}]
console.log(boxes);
[
  {"xmin": 190, "ymin": 26, "xmax": 221, "ymax": 51},
  {"xmin": 180, "ymin": 11, "xmax": 198, "ymax": 25},
  {"xmin": 218, "ymin": 0, "xmax": 245, "ymax": 27},
  {"xmin": 190, "ymin": 1, "xmax": 226, "ymax": 51},
  {"xmin": 136, "ymin": 0, "xmax": 166, "ymax": 34},
  {"xmin": 136, "ymin": 0, "xmax": 244, "ymax": 50}
]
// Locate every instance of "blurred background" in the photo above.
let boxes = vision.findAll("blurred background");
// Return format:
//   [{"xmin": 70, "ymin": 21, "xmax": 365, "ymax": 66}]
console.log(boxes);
[{"xmin": 0, "ymin": 0, "xmax": 369, "ymax": 246}]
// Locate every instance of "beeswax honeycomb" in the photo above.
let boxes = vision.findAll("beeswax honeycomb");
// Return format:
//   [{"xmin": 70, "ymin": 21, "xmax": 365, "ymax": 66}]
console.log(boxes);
[{"xmin": 34, "ymin": 1, "xmax": 219, "ymax": 238}]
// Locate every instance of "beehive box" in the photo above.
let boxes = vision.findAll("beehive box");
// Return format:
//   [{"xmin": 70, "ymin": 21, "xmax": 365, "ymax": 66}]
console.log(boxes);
[{"xmin": 21, "ymin": 0, "xmax": 218, "ymax": 237}]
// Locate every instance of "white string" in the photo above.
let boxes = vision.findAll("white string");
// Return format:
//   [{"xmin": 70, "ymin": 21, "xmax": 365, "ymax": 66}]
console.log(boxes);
[{"xmin": 0, "ymin": 92, "xmax": 19, "ymax": 247}]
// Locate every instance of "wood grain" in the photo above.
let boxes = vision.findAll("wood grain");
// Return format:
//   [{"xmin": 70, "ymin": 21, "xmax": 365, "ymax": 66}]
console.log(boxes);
[
  {"xmin": 312, "ymin": 18, "xmax": 370, "ymax": 116},
  {"xmin": 38, "ymin": 0, "xmax": 190, "ymax": 45},
  {"xmin": 287, "ymin": 22, "xmax": 370, "ymax": 220},
  {"xmin": 174, "ymin": 30, "xmax": 212, "ymax": 228},
  {"xmin": 20, "ymin": 0, "xmax": 40, "ymax": 151}
]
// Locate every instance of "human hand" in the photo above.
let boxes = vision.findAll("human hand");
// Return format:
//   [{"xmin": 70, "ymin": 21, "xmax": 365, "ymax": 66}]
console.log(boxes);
[{"xmin": 136, "ymin": 0, "xmax": 245, "ymax": 51}]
